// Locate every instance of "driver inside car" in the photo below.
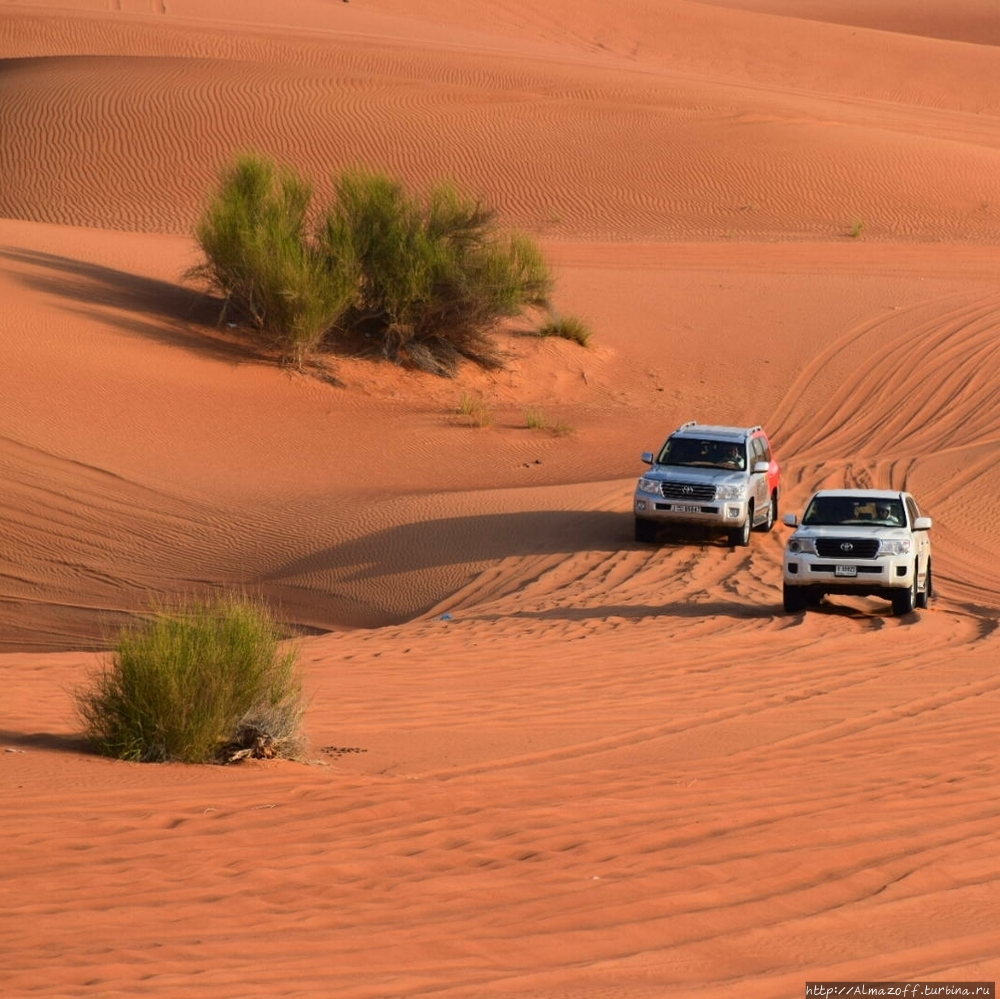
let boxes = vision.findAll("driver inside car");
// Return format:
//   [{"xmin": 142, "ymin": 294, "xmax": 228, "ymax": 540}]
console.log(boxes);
[
  {"xmin": 719, "ymin": 444, "xmax": 744, "ymax": 469},
  {"xmin": 877, "ymin": 502, "xmax": 901, "ymax": 525}
]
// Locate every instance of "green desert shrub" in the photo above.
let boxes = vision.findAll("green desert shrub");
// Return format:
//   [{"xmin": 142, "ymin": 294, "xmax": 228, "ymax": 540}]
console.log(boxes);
[
  {"xmin": 189, "ymin": 154, "xmax": 356, "ymax": 367},
  {"xmin": 75, "ymin": 594, "xmax": 305, "ymax": 764},
  {"xmin": 325, "ymin": 167, "xmax": 553, "ymax": 375},
  {"xmin": 535, "ymin": 314, "xmax": 592, "ymax": 347},
  {"xmin": 190, "ymin": 154, "xmax": 554, "ymax": 376}
]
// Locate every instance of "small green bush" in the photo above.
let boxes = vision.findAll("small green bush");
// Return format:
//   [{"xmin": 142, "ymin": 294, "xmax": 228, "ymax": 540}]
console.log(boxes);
[
  {"xmin": 535, "ymin": 314, "xmax": 592, "ymax": 347},
  {"xmin": 524, "ymin": 408, "xmax": 547, "ymax": 429},
  {"xmin": 457, "ymin": 392, "xmax": 494, "ymax": 427},
  {"xmin": 75, "ymin": 594, "xmax": 305, "ymax": 764},
  {"xmin": 524, "ymin": 409, "xmax": 573, "ymax": 435}
]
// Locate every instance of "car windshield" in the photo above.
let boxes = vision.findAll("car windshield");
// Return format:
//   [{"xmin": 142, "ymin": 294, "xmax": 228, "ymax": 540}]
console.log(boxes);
[
  {"xmin": 802, "ymin": 496, "xmax": 905, "ymax": 527},
  {"xmin": 658, "ymin": 438, "xmax": 746, "ymax": 470}
]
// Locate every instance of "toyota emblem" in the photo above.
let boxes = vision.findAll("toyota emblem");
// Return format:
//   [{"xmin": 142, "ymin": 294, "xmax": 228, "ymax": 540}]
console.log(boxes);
[
  {"xmin": 840, "ymin": 542, "xmax": 854, "ymax": 551},
  {"xmin": 682, "ymin": 485, "xmax": 694, "ymax": 495}
]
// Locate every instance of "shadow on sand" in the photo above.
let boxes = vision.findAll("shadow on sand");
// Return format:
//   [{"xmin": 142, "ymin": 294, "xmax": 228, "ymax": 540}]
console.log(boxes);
[
  {"xmin": 0, "ymin": 245, "xmax": 260, "ymax": 365},
  {"xmin": 0, "ymin": 729, "xmax": 91, "ymax": 754},
  {"xmin": 266, "ymin": 509, "xmax": 638, "ymax": 583}
]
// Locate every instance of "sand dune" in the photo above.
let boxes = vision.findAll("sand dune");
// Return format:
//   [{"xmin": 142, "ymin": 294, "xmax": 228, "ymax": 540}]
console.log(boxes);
[
  {"xmin": 4, "ymin": 1, "xmax": 1000, "ymax": 240},
  {"xmin": 2, "ymin": 1, "xmax": 999, "ymax": 996}
]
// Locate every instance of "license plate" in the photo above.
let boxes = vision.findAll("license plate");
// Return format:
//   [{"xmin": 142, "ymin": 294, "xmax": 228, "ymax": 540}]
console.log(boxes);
[
  {"xmin": 673, "ymin": 504, "xmax": 701, "ymax": 514},
  {"xmin": 835, "ymin": 564, "xmax": 858, "ymax": 577}
]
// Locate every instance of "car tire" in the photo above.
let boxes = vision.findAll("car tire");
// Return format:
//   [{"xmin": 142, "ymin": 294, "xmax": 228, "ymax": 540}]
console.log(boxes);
[
  {"xmin": 804, "ymin": 588, "xmax": 824, "ymax": 607},
  {"xmin": 783, "ymin": 583, "xmax": 807, "ymax": 613},
  {"xmin": 891, "ymin": 570, "xmax": 918, "ymax": 616},
  {"xmin": 916, "ymin": 559, "xmax": 932, "ymax": 609},
  {"xmin": 755, "ymin": 493, "xmax": 777, "ymax": 533},
  {"xmin": 635, "ymin": 518, "xmax": 658, "ymax": 544},
  {"xmin": 729, "ymin": 507, "xmax": 752, "ymax": 547}
]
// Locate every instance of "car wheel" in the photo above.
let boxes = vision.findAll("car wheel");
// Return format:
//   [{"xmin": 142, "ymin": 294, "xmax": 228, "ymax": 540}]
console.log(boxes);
[
  {"xmin": 891, "ymin": 570, "xmax": 918, "ymax": 616},
  {"xmin": 783, "ymin": 583, "xmax": 807, "ymax": 613},
  {"xmin": 635, "ymin": 518, "xmax": 658, "ymax": 544},
  {"xmin": 729, "ymin": 508, "xmax": 752, "ymax": 547},
  {"xmin": 804, "ymin": 588, "xmax": 824, "ymax": 607},
  {"xmin": 755, "ymin": 493, "xmax": 777, "ymax": 533},
  {"xmin": 916, "ymin": 558, "xmax": 932, "ymax": 609}
]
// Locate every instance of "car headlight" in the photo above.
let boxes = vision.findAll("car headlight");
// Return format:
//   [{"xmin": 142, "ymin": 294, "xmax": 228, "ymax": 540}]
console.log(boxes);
[
  {"xmin": 715, "ymin": 483, "xmax": 745, "ymax": 500},
  {"xmin": 878, "ymin": 538, "xmax": 912, "ymax": 556},
  {"xmin": 637, "ymin": 477, "xmax": 662, "ymax": 495},
  {"xmin": 787, "ymin": 536, "xmax": 817, "ymax": 555}
]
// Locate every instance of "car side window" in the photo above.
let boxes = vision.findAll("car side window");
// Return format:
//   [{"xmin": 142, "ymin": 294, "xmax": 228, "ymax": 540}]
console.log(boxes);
[
  {"xmin": 904, "ymin": 496, "xmax": 920, "ymax": 525},
  {"xmin": 755, "ymin": 436, "xmax": 771, "ymax": 464}
]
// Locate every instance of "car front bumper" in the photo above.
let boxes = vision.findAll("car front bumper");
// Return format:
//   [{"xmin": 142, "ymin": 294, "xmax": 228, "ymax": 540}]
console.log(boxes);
[
  {"xmin": 783, "ymin": 555, "xmax": 916, "ymax": 592},
  {"xmin": 634, "ymin": 492, "xmax": 749, "ymax": 529}
]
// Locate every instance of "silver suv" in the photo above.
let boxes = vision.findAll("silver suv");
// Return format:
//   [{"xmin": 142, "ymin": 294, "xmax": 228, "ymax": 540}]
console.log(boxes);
[
  {"xmin": 782, "ymin": 489, "xmax": 933, "ymax": 615},
  {"xmin": 633, "ymin": 422, "xmax": 781, "ymax": 547}
]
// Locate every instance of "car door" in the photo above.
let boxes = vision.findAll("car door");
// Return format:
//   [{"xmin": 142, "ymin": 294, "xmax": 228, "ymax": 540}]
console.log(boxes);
[
  {"xmin": 750, "ymin": 436, "xmax": 768, "ymax": 522},
  {"xmin": 905, "ymin": 494, "xmax": 931, "ymax": 586}
]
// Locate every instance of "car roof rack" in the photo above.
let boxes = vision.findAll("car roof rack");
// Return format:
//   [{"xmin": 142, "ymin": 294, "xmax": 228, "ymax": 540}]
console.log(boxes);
[{"xmin": 673, "ymin": 422, "xmax": 763, "ymax": 438}]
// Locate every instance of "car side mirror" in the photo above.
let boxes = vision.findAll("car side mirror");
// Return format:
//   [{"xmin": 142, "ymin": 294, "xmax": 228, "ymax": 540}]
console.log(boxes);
[
  {"xmin": 641, "ymin": 451, "xmax": 654, "ymax": 465},
  {"xmin": 752, "ymin": 460, "xmax": 769, "ymax": 474},
  {"xmin": 913, "ymin": 516, "xmax": 932, "ymax": 531},
  {"xmin": 782, "ymin": 513, "xmax": 798, "ymax": 527}
]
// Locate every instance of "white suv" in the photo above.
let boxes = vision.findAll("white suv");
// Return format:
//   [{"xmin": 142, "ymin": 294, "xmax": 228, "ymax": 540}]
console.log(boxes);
[
  {"xmin": 633, "ymin": 422, "xmax": 781, "ymax": 547},
  {"xmin": 782, "ymin": 489, "xmax": 933, "ymax": 615}
]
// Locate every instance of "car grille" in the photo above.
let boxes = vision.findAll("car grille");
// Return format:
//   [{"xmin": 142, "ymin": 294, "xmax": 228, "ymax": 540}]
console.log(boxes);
[
  {"xmin": 810, "ymin": 564, "xmax": 883, "ymax": 574},
  {"xmin": 815, "ymin": 538, "xmax": 881, "ymax": 559},
  {"xmin": 659, "ymin": 482, "xmax": 717, "ymax": 502}
]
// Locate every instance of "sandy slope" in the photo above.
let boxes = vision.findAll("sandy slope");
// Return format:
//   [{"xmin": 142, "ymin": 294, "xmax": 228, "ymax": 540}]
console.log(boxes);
[{"xmin": 1, "ymin": 1, "xmax": 999, "ymax": 996}]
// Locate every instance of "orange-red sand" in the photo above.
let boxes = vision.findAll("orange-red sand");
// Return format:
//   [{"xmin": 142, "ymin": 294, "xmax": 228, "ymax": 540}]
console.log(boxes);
[{"xmin": 2, "ymin": 2, "xmax": 999, "ymax": 996}]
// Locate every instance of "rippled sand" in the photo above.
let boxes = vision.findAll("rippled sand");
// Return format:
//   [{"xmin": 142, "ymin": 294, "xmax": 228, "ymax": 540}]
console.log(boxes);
[{"xmin": 2, "ymin": 2, "xmax": 999, "ymax": 995}]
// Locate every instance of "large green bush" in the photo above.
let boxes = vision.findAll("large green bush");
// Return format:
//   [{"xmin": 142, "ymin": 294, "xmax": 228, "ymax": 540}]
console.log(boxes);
[
  {"xmin": 190, "ymin": 154, "xmax": 357, "ymax": 367},
  {"xmin": 326, "ymin": 168, "xmax": 552, "ymax": 374},
  {"xmin": 75, "ymin": 594, "xmax": 304, "ymax": 764},
  {"xmin": 191, "ymin": 155, "xmax": 554, "ymax": 375}
]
